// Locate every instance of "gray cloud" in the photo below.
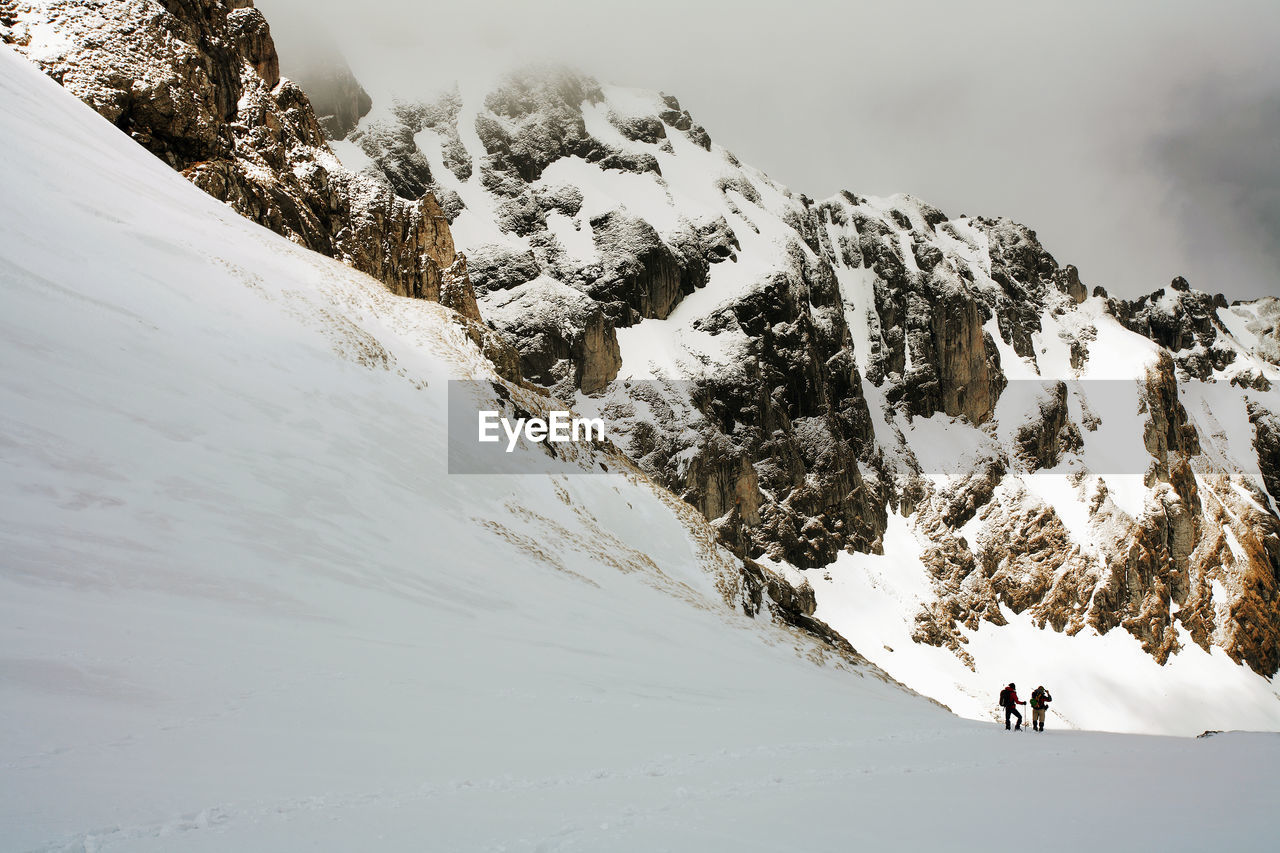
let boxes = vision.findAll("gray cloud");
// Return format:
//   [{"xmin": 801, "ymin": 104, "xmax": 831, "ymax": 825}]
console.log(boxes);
[
  {"xmin": 258, "ymin": 0, "xmax": 1280, "ymax": 299},
  {"xmin": 1152, "ymin": 83, "xmax": 1280, "ymax": 300}
]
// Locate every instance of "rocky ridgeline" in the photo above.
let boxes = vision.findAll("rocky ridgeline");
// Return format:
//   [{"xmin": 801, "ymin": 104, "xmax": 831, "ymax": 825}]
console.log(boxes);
[
  {"xmin": 339, "ymin": 67, "xmax": 1280, "ymax": 676},
  {"xmin": 344, "ymin": 68, "xmax": 1109, "ymax": 565},
  {"xmin": 1113, "ymin": 279, "xmax": 1279, "ymax": 391},
  {"xmin": 1, "ymin": 0, "xmax": 520, "ymax": 380}
]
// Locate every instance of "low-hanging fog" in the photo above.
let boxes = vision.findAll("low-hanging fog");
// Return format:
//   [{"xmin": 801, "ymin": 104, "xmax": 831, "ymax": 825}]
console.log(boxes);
[{"xmin": 258, "ymin": 0, "xmax": 1280, "ymax": 300}]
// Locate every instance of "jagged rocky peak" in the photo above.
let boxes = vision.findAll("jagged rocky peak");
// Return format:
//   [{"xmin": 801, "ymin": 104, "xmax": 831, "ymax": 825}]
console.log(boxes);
[
  {"xmin": 3, "ymin": 0, "xmax": 521, "ymax": 381},
  {"xmin": 1113, "ymin": 276, "xmax": 1234, "ymax": 379},
  {"xmin": 1111, "ymin": 276, "xmax": 1279, "ymax": 388}
]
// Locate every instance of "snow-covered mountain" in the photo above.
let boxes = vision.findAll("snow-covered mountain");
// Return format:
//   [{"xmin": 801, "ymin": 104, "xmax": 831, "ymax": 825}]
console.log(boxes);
[
  {"xmin": 329, "ymin": 69, "xmax": 1280, "ymax": 730},
  {"xmin": 4, "ymin": 2, "xmax": 1280, "ymax": 848},
  {"xmin": 5, "ymin": 0, "xmax": 1279, "ymax": 740},
  {"xmin": 12, "ymin": 23, "xmax": 1280, "ymax": 845}
]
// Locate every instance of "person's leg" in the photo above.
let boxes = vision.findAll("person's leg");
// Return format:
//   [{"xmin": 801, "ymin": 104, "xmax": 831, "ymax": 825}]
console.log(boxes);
[
  {"xmin": 1005, "ymin": 706, "xmax": 1012, "ymax": 729},
  {"xmin": 1013, "ymin": 707, "xmax": 1022, "ymax": 729},
  {"xmin": 1033, "ymin": 708, "xmax": 1045, "ymax": 730}
]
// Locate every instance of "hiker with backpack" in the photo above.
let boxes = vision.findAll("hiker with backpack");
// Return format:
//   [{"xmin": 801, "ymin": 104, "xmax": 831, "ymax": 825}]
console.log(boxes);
[
  {"xmin": 1030, "ymin": 685, "xmax": 1053, "ymax": 731},
  {"xmin": 998, "ymin": 683, "xmax": 1026, "ymax": 730}
]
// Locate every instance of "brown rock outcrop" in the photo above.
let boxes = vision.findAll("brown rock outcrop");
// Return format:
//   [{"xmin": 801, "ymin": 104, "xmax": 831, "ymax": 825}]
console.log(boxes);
[
  {"xmin": 1248, "ymin": 402, "xmax": 1280, "ymax": 505},
  {"xmin": 571, "ymin": 310, "xmax": 624, "ymax": 395}
]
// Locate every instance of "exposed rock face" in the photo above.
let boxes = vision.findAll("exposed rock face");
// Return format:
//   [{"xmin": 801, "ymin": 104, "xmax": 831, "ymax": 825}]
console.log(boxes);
[
  {"xmin": 572, "ymin": 309, "xmax": 624, "ymax": 394},
  {"xmin": 228, "ymin": 1, "xmax": 278, "ymax": 89},
  {"xmin": 588, "ymin": 211, "xmax": 701, "ymax": 323},
  {"xmin": 650, "ymin": 287, "xmax": 888, "ymax": 566},
  {"xmin": 3, "ymin": 0, "xmax": 519, "ymax": 381},
  {"xmin": 481, "ymin": 278, "xmax": 621, "ymax": 395},
  {"xmin": 438, "ymin": 255, "xmax": 481, "ymax": 322},
  {"xmin": 1249, "ymin": 402, "xmax": 1280, "ymax": 506},
  {"xmin": 881, "ymin": 283, "xmax": 1005, "ymax": 425},
  {"xmin": 657, "ymin": 92, "xmax": 712, "ymax": 150}
]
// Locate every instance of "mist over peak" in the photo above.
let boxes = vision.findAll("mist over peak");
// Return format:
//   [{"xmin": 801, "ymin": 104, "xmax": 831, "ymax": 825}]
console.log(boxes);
[{"xmin": 259, "ymin": 0, "xmax": 1280, "ymax": 298}]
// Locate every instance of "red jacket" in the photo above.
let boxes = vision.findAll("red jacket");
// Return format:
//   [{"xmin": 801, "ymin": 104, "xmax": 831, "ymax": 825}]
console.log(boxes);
[{"xmin": 1002, "ymin": 687, "xmax": 1024, "ymax": 706}]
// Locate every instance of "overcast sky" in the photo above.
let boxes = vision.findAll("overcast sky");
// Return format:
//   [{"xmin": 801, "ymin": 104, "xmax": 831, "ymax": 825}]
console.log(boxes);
[{"xmin": 259, "ymin": 0, "xmax": 1280, "ymax": 300}]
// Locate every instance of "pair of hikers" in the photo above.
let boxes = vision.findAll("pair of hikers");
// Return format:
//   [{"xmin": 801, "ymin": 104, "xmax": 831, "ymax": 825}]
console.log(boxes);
[{"xmin": 998, "ymin": 683, "xmax": 1052, "ymax": 731}]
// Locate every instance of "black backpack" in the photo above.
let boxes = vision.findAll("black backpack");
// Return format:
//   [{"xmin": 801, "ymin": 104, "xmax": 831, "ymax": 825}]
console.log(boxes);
[{"xmin": 998, "ymin": 687, "xmax": 1012, "ymax": 708}]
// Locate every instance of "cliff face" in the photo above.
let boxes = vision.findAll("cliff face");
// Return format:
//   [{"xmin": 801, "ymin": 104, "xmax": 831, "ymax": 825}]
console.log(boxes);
[
  {"xmin": 1, "ymin": 0, "xmax": 519, "ymax": 379},
  {"xmin": 333, "ymin": 68, "xmax": 1280, "ymax": 678}
]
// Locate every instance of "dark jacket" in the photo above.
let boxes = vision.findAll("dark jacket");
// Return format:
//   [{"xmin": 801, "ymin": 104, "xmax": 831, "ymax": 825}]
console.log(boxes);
[{"xmin": 1031, "ymin": 688, "xmax": 1052, "ymax": 709}]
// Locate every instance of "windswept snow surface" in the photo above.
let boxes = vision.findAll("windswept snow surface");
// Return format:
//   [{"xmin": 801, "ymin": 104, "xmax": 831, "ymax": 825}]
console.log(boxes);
[{"xmin": 3, "ymin": 48, "xmax": 1280, "ymax": 852}]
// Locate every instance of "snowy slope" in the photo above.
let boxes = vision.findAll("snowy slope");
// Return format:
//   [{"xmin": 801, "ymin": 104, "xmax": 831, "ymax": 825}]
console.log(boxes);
[{"xmin": 5, "ymin": 42, "xmax": 1280, "ymax": 852}]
